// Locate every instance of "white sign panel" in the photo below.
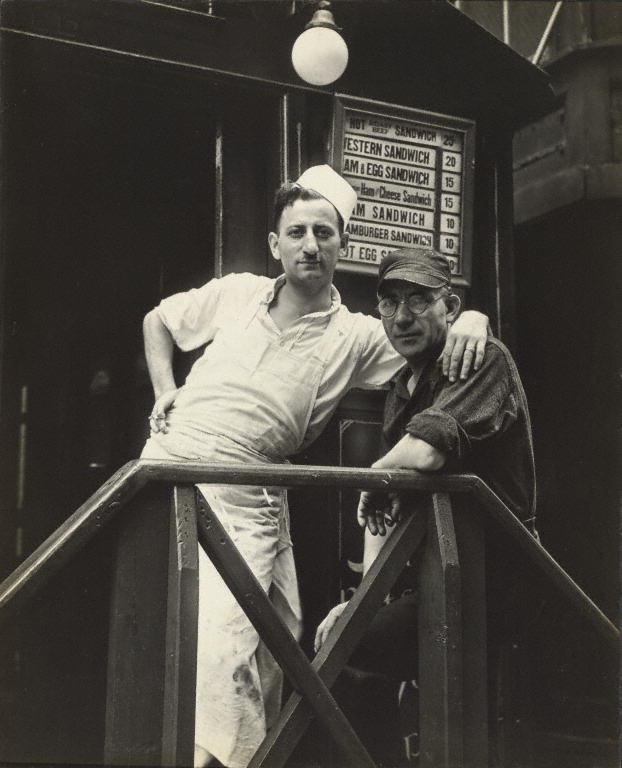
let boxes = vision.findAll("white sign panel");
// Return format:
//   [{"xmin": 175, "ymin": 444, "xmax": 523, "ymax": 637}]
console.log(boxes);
[{"xmin": 332, "ymin": 98, "xmax": 475, "ymax": 285}]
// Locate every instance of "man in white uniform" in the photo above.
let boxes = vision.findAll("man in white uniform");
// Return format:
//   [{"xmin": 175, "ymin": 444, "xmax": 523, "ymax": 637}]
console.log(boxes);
[{"xmin": 140, "ymin": 165, "xmax": 488, "ymax": 768}]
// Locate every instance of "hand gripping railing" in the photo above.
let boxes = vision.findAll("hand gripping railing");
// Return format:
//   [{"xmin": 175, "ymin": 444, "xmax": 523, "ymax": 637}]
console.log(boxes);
[{"xmin": 0, "ymin": 460, "xmax": 618, "ymax": 768}]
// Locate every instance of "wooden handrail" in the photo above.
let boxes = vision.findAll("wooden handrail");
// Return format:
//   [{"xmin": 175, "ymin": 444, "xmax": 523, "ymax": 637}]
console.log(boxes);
[
  {"xmin": 468, "ymin": 477, "xmax": 619, "ymax": 647},
  {"xmin": 0, "ymin": 460, "xmax": 475, "ymax": 614},
  {"xmin": 0, "ymin": 461, "xmax": 148, "ymax": 613},
  {"xmin": 0, "ymin": 459, "xmax": 617, "ymax": 649}
]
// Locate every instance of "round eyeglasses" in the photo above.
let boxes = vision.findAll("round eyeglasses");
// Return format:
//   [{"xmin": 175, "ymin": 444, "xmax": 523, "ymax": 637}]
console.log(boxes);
[{"xmin": 376, "ymin": 293, "xmax": 441, "ymax": 318}]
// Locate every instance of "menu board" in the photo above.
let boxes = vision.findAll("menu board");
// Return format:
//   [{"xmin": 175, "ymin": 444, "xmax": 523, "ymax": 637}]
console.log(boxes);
[{"xmin": 331, "ymin": 97, "xmax": 474, "ymax": 285}]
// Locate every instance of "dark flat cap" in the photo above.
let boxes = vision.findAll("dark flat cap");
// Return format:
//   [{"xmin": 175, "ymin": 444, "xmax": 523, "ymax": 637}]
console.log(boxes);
[{"xmin": 377, "ymin": 248, "xmax": 452, "ymax": 292}]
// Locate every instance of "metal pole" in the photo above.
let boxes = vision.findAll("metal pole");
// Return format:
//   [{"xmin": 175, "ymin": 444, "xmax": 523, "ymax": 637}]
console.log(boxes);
[
  {"xmin": 502, "ymin": 0, "xmax": 510, "ymax": 45},
  {"xmin": 532, "ymin": 1, "xmax": 563, "ymax": 65}
]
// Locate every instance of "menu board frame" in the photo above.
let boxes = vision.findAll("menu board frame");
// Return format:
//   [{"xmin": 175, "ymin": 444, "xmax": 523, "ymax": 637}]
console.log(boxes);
[{"xmin": 330, "ymin": 95, "xmax": 475, "ymax": 287}]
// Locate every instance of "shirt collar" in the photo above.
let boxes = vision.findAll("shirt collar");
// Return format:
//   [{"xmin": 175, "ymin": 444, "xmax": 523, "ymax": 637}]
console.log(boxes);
[
  {"xmin": 261, "ymin": 275, "xmax": 341, "ymax": 317},
  {"xmin": 393, "ymin": 355, "xmax": 443, "ymax": 400}
]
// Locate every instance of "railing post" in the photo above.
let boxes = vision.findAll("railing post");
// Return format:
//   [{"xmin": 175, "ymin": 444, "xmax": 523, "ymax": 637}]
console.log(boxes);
[
  {"xmin": 418, "ymin": 491, "xmax": 463, "ymax": 768},
  {"xmin": 454, "ymin": 502, "xmax": 488, "ymax": 768},
  {"xmin": 161, "ymin": 486, "xmax": 199, "ymax": 767},
  {"xmin": 104, "ymin": 484, "xmax": 169, "ymax": 765}
]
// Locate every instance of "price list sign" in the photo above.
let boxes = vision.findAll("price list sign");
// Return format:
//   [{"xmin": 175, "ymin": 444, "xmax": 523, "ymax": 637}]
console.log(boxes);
[{"xmin": 331, "ymin": 98, "xmax": 475, "ymax": 284}]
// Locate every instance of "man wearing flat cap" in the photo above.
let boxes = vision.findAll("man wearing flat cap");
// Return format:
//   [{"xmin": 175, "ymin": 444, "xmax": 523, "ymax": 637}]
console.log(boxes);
[
  {"xmin": 315, "ymin": 246, "xmax": 536, "ymax": 760},
  {"xmin": 140, "ymin": 168, "xmax": 489, "ymax": 768}
]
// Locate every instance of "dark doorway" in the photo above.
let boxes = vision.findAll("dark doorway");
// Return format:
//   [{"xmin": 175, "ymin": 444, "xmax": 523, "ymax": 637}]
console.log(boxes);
[{"xmin": 2, "ymin": 36, "xmax": 219, "ymax": 764}]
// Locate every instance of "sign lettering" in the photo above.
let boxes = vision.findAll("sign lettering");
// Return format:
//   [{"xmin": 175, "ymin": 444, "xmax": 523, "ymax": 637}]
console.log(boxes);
[{"xmin": 335, "ymin": 104, "xmax": 472, "ymax": 279}]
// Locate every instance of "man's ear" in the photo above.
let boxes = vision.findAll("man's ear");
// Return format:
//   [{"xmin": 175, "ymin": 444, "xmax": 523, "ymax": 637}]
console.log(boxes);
[
  {"xmin": 446, "ymin": 293, "xmax": 461, "ymax": 323},
  {"xmin": 339, "ymin": 231, "xmax": 349, "ymax": 256},
  {"xmin": 268, "ymin": 232, "xmax": 281, "ymax": 262}
]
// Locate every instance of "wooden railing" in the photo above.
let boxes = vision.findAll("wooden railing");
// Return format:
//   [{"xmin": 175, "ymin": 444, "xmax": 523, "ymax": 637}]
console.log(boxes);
[{"xmin": 0, "ymin": 460, "xmax": 618, "ymax": 768}]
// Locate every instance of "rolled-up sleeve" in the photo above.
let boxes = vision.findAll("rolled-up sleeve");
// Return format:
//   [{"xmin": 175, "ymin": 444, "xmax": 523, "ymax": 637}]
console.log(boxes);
[
  {"xmin": 155, "ymin": 273, "xmax": 260, "ymax": 352},
  {"xmin": 405, "ymin": 344, "xmax": 518, "ymax": 460},
  {"xmin": 155, "ymin": 279, "xmax": 223, "ymax": 351}
]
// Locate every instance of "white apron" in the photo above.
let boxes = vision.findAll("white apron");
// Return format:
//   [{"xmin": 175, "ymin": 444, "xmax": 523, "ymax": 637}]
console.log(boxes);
[{"xmin": 141, "ymin": 299, "xmax": 341, "ymax": 768}]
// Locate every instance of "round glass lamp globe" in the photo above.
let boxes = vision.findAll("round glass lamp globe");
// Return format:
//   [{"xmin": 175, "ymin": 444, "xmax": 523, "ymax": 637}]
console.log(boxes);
[{"xmin": 291, "ymin": 27, "xmax": 348, "ymax": 86}]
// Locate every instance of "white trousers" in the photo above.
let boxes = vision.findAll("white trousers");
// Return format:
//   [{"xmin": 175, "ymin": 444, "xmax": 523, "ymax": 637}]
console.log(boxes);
[
  {"xmin": 141, "ymin": 436, "xmax": 302, "ymax": 768},
  {"xmin": 195, "ymin": 483, "xmax": 302, "ymax": 768}
]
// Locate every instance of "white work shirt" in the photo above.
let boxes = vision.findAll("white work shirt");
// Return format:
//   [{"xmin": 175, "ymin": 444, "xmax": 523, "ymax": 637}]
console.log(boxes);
[
  {"xmin": 146, "ymin": 271, "xmax": 404, "ymax": 766},
  {"xmin": 156, "ymin": 272, "xmax": 402, "ymax": 457}
]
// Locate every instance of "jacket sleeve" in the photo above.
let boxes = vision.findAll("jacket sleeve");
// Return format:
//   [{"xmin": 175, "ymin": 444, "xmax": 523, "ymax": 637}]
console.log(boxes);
[{"xmin": 405, "ymin": 342, "xmax": 519, "ymax": 460}]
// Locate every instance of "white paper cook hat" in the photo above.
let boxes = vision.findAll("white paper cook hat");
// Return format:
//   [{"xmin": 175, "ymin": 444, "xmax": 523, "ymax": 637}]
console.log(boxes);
[{"xmin": 294, "ymin": 164, "xmax": 357, "ymax": 227}]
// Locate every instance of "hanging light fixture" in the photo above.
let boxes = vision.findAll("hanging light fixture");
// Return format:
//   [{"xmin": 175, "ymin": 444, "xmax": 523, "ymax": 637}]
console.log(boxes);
[{"xmin": 291, "ymin": 1, "xmax": 348, "ymax": 86}]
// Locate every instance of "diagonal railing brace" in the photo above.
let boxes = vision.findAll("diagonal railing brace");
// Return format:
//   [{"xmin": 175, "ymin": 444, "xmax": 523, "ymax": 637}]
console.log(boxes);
[
  {"xmin": 249, "ymin": 495, "xmax": 429, "ymax": 768},
  {"xmin": 196, "ymin": 494, "xmax": 377, "ymax": 768}
]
